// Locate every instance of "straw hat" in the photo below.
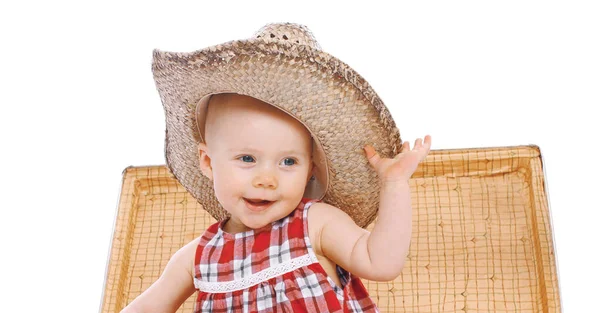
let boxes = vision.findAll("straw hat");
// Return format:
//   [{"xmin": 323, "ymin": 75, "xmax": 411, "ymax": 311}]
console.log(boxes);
[{"xmin": 151, "ymin": 22, "xmax": 402, "ymax": 228}]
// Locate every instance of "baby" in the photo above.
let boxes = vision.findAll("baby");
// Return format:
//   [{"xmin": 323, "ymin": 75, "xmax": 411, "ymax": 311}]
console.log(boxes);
[{"xmin": 121, "ymin": 23, "xmax": 431, "ymax": 313}]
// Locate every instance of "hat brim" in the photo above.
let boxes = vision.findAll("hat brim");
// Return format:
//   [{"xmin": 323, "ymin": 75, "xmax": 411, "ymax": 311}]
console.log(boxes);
[{"xmin": 152, "ymin": 38, "xmax": 401, "ymax": 227}]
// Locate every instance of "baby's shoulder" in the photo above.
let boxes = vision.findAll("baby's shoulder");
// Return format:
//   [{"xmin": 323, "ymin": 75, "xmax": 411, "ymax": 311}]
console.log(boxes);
[
  {"xmin": 306, "ymin": 201, "xmax": 348, "ymax": 228},
  {"xmin": 172, "ymin": 236, "xmax": 202, "ymax": 278},
  {"xmin": 306, "ymin": 201, "xmax": 346, "ymax": 254}
]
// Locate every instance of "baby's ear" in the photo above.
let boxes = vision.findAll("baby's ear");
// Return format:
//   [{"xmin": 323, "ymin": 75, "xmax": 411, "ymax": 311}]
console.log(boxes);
[
  {"xmin": 197, "ymin": 142, "xmax": 213, "ymax": 181},
  {"xmin": 306, "ymin": 162, "xmax": 316, "ymax": 183}
]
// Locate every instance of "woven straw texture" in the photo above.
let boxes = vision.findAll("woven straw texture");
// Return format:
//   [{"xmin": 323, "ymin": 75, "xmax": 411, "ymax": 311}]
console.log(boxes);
[
  {"xmin": 152, "ymin": 22, "xmax": 402, "ymax": 228},
  {"xmin": 100, "ymin": 145, "xmax": 561, "ymax": 313}
]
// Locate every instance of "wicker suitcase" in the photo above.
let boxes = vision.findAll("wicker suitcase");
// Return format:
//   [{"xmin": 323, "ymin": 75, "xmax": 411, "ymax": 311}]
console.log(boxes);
[{"xmin": 100, "ymin": 145, "xmax": 561, "ymax": 313}]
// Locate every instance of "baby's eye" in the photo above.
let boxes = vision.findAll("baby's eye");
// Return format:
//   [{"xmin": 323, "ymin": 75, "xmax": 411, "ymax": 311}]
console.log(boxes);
[
  {"xmin": 239, "ymin": 155, "xmax": 255, "ymax": 163},
  {"xmin": 282, "ymin": 158, "xmax": 296, "ymax": 166}
]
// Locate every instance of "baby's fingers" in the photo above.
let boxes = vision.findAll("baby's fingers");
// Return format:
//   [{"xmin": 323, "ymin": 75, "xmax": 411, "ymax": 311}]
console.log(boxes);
[
  {"xmin": 401, "ymin": 141, "xmax": 410, "ymax": 152},
  {"xmin": 414, "ymin": 138, "xmax": 423, "ymax": 148},
  {"xmin": 420, "ymin": 135, "xmax": 432, "ymax": 157},
  {"xmin": 363, "ymin": 144, "xmax": 382, "ymax": 168},
  {"xmin": 422, "ymin": 135, "xmax": 432, "ymax": 150}
]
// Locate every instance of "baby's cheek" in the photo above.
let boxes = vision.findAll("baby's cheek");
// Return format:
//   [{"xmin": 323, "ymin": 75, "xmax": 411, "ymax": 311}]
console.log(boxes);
[
  {"xmin": 285, "ymin": 175, "xmax": 310, "ymax": 198},
  {"xmin": 210, "ymin": 180, "xmax": 226, "ymax": 206},
  {"xmin": 210, "ymin": 170, "xmax": 230, "ymax": 202},
  {"xmin": 213, "ymin": 168, "xmax": 244, "ymax": 197}
]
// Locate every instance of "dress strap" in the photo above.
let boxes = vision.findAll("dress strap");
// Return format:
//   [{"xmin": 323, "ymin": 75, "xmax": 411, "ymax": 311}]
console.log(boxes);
[{"xmin": 300, "ymin": 198, "xmax": 321, "ymax": 262}]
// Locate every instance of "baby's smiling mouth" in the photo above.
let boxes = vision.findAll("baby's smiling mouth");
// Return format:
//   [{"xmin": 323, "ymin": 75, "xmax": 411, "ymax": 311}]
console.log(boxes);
[
  {"xmin": 244, "ymin": 198, "xmax": 274, "ymax": 204},
  {"xmin": 243, "ymin": 198, "xmax": 276, "ymax": 211}
]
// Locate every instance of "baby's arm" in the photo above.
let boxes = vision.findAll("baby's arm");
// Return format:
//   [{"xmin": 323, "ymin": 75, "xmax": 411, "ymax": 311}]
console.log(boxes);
[
  {"xmin": 310, "ymin": 183, "xmax": 411, "ymax": 281},
  {"xmin": 312, "ymin": 136, "xmax": 431, "ymax": 281},
  {"xmin": 120, "ymin": 237, "xmax": 199, "ymax": 313}
]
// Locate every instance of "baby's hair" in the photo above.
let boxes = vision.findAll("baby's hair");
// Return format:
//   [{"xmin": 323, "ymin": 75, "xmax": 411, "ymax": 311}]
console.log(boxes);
[
  {"xmin": 202, "ymin": 93, "xmax": 315, "ymax": 157},
  {"xmin": 202, "ymin": 93, "xmax": 232, "ymax": 146},
  {"xmin": 199, "ymin": 93, "xmax": 318, "ymax": 186}
]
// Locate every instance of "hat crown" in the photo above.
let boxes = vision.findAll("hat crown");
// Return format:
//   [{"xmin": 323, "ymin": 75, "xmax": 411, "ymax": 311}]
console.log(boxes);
[{"xmin": 252, "ymin": 23, "xmax": 322, "ymax": 50}]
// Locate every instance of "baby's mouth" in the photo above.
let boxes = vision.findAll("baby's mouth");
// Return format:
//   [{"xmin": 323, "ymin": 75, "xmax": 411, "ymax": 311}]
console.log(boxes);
[{"xmin": 243, "ymin": 198, "xmax": 275, "ymax": 211}]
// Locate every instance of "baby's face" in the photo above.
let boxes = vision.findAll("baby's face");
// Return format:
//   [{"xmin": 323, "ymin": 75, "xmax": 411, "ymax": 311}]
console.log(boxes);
[{"xmin": 198, "ymin": 94, "xmax": 314, "ymax": 233}]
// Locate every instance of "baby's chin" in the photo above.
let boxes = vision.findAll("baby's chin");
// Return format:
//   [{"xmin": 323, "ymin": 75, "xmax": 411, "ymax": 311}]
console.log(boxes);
[
  {"xmin": 240, "ymin": 217, "xmax": 274, "ymax": 231},
  {"xmin": 241, "ymin": 208, "xmax": 294, "ymax": 229}
]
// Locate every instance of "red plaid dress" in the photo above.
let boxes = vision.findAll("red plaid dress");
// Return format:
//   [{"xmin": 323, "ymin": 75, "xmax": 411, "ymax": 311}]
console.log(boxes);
[{"xmin": 193, "ymin": 198, "xmax": 379, "ymax": 312}]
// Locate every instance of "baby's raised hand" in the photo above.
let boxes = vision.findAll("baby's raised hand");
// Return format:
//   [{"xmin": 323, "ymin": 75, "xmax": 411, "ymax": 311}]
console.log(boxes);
[{"xmin": 363, "ymin": 135, "xmax": 432, "ymax": 184}]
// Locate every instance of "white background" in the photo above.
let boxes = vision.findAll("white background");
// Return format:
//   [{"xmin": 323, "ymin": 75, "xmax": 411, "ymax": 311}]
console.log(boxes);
[{"xmin": 1, "ymin": 1, "xmax": 598, "ymax": 312}]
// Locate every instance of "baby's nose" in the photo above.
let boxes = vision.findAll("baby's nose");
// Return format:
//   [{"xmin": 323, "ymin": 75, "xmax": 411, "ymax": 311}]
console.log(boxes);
[{"xmin": 252, "ymin": 173, "xmax": 278, "ymax": 189}]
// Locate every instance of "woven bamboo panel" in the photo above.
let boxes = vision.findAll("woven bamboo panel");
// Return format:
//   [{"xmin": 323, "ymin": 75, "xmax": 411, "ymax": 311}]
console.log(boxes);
[{"xmin": 100, "ymin": 145, "xmax": 560, "ymax": 313}]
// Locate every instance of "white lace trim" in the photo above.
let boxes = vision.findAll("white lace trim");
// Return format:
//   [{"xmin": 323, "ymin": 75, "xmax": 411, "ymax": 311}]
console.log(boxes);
[{"xmin": 194, "ymin": 253, "xmax": 318, "ymax": 292}]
